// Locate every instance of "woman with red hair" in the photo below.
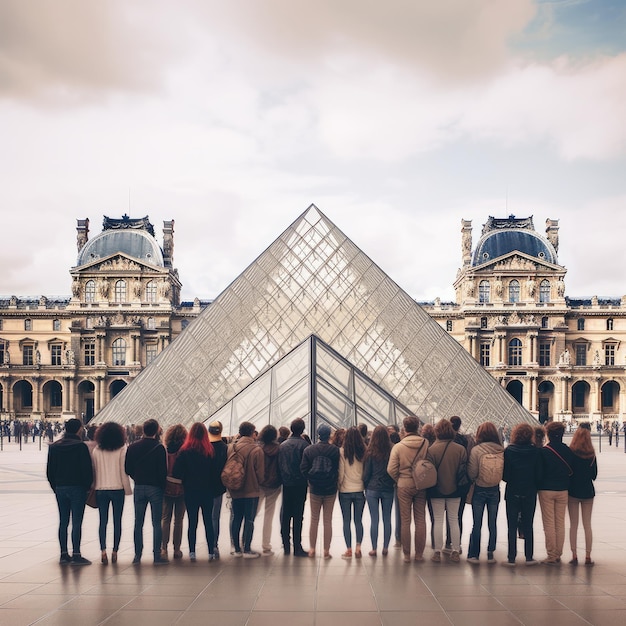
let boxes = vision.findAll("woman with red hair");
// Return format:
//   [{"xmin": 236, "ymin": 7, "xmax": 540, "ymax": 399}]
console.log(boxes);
[{"xmin": 172, "ymin": 422, "xmax": 219, "ymax": 561}]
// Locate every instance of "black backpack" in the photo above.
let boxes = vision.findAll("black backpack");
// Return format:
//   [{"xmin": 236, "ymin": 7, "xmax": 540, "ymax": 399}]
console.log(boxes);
[{"xmin": 307, "ymin": 451, "xmax": 335, "ymax": 490}]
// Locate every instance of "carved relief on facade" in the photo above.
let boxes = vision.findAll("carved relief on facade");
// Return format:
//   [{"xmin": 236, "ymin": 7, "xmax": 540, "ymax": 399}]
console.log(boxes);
[
  {"xmin": 98, "ymin": 279, "xmax": 110, "ymax": 298},
  {"xmin": 526, "ymin": 279, "xmax": 536, "ymax": 297},
  {"xmin": 158, "ymin": 280, "xmax": 171, "ymax": 299},
  {"xmin": 72, "ymin": 279, "xmax": 80, "ymax": 298},
  {"xmin": 493, "ymin": 256, "xmax": 537, "ymax": 272},
  {"xmin": 101, "ymin": 257, "xmax": 141, "ymax": 271},
  {"xmin": 494, "ymin": 279, "xmax": 503, "ymax": 298},
  {"xmin": 132, "ymin": 279, "xmax": 141, "ymax": 299},
  {"xmin": 557, "ymin": 279, "xmax": 565, "ymax": 297}
]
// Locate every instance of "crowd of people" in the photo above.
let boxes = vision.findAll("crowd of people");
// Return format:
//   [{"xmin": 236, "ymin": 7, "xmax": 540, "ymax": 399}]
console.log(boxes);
[{"xmin": 45, "ymin": 414, "xmax": 597, "ymax": 568}]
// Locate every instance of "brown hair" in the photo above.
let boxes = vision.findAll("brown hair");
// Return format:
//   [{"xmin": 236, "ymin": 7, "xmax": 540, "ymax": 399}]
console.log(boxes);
[
  {"xmin": 570, "ymin": 427, "xmax": 595, "ymax": 460},
  {"xmin": 365, "ymin": 424, "xmax": 392, "ymax": 462},
  {"xmin": 420, "ymin": 423, "xmax": 436, "ymax": 445},
  {"xmin": 164, "ymin": 424, "xmax": 188, "ymax": 454},
  {"xmin": 342, "ymin": 426, "xmax": 366, "ymax": 465},
  {"xmin": 434, "ymin": 418, "xmax": 454, "ymax": 441},
  {"xmin": 510, "ymin": 423, "xmax": 534, "ymax": 446},
  {"xmin": 403, "ymin": 416, "xmax": 420, "ymax": 434},
  {"xmin": 475, "ymin": 421, "xmax": 501, "ymax": 445},
  {"xmin": 545, "ymin": 421, "xmax": 565, "ymax": 443},
  {"xmin": 533, "ymin": 425, "xmax": 545, "ymax": 448}
]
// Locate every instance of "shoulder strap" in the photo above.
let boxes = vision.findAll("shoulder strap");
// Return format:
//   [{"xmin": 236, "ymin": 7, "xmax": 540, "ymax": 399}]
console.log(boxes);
[
  {"xmin": 546, "ymin": 444, "xmax": 573, "ymax": 476},
  {"xmin": 410, "ymin": 440, "xmax": 427, "ymax": 469},
  {"xmin": 434, "ymin": 441, "xmax": 452, "ymax": 470}
]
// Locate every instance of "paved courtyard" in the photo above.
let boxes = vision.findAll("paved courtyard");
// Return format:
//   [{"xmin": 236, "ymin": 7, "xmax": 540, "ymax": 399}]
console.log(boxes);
[{"xmin": 1, "ymin": 434, "xmax": 626, "ymax": 625}]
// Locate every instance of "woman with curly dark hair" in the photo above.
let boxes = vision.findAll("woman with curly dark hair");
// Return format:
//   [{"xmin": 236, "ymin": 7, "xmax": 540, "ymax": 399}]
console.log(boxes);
[
  {"xmin": 172, "ymin": 423, "xmax": 218, "ymax": 561},
  {"xmin": 92, "ymin": 422, "xmax": 131, "ymax": 565},
  {"xmin": 257, "ymin": 425, "xmax": 281, "ymax": 555},
  {"xmin": 160, "ymin": 424, "xmax": 188, "ymax": 560},
  {"xmin": 363, "ymin": 425, "xmax": 394, "ymax": 556},
  {"xmin": 338, "ymin": 426, "xmax": 367, "ymax": 558}
]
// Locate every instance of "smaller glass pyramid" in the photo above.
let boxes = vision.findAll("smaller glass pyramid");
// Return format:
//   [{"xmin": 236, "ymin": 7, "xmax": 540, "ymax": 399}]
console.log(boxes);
[{"xmin": 97, "ymin": 205, "xmax": 534, "ymax": 433}]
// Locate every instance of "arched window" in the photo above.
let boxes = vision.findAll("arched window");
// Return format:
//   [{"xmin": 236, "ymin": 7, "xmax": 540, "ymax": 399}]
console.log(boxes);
[
  {"xmin": 147, "ymin": 317, "xmax": 156, "ymax": 330},
  {"xmin": 114, "ymin": 280, "xmax": 127, "ymax": 303},
  {"xmin": 146, "ymin": 281, "xmax": 157, "ymax": 303},
  {"xmin": 541, "ymin": 316, "xmax": 549, "ymax": 329},
  {"xmin": 577, "ymin": 318, "xmax": 585, "ymax": 331},
  {"xmin": 85, "ymin": 280, "xmax": 96, "ymax": 303},
  {"xmin": 53, "ymin": 319, "xmax": 61, "ymax": 331},
  {"xmin": 607, "ymin": 318, "xmax": 614, "ymax": 331},
  {"xmin": 478, "ymin": 280, "xmax": 490, "ymax": 303},
  {"xmin": 539, "ymin": 279, "xmax": 551, "ymax": 303},
  {"xmin": 112, "ymin": 338, "xmax": 126, "ymax": 366},
  {"xmin": 480, "ymin": 317, "xmax": 488, "ymax": 329},
  {"xmin": 508, "ymin": 338, "xmax": 523, "ymax": 366},
  {"xmin": 509, "ymin": 280, "xmax": 520, "ymax": 303},
  {"xmin": 24, "ymin": 319, "xmax": 32, "ymax": 331}
]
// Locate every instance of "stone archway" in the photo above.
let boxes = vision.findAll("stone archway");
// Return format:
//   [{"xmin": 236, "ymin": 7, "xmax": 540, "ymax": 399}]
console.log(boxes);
[
  {"xmin": 572, "ymin": 380, "xmax": 591, "ymax": 416},
  {"xmin": 601, "ymin": 380, "xmax": 620, "ymax": 416},
  {"xmin": 12, "ymin": 380, "xmax": 33, "ymax": 414},
  {"xmin": 537, "ymin": 380, "xmax": 555, "ymax": 424},
  {"xmin": 109, "ymin": 380, "xmax": 127, "ymax": 400},
  {"xmin": 42, "ymin": 380, "xmax": 63, "ymax": 415},
  {"xmin": 78, "ymin": 380, "xmax": 95, "ymax": 423}
]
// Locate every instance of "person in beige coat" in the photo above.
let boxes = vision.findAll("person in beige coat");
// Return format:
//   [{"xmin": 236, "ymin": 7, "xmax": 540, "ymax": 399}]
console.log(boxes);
[
  {"xmin": 387, "ymin": 416, "xmax": 429, "ymax": 563},
  {"xmin": 227, "ymin": 421, "xmax": 265, "ymax": 558}
]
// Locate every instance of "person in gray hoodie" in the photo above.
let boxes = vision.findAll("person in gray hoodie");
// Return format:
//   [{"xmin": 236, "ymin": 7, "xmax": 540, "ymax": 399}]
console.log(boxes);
[{"xmin": 466, "ymin": 421, "xmax": 504, "ymax": 564}]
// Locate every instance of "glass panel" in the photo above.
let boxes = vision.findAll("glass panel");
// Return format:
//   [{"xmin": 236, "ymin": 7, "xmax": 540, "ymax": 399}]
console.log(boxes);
[
  {"xmin": 356, "ymin": 407, "xmax": 384, "ymax": 431},
  {"xmin": 270, "ymin": 376, "xmax": 310, "ymax": 430},
  {"xmin": 316, "ymin": 378, "xmax": 354, "ymax": 430},
  {"xmin": 317, "ymin": 343, "xmax": 351, "ymax": 396},
  {"xmin": 274, "ymin": 340, "xmax": 309, "ymax": 396},
  {"xmin": 232, "ymin": 370, "xmax": 271, "ymax": 422},
  {"xmin": 355, "ymin": 375, "xmax": 391, "ymax": 423}
]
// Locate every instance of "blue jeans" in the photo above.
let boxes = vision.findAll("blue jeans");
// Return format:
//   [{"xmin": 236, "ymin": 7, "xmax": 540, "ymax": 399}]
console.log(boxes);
[
  {"xmin": 468, "ymin": 486, "xmax": 500, "ymax": 558},
  {"xmin": 55, "ymin": 485, "xmax": 87, "ymax": 556},
  {"xmin": 96, "ymin": 489, "xmax": 125, "ymax": 551},
  {"xmin": 366, "ymin": 489, "xmax": 394, "ymax": 551},
  {"xmin": 133, "ymin": 485, "xmax": 163, "ymax": 559},
  {"xmin": 212, "ymin": 494, "xmax": 223, "ymax": 551},
  {"xmin": 339, "ymin": 491, "xmax": 365, "ymax": 548},
  {"xmin": 231, "ymin": 497, "xmax": 259, "ymax": 552},
  {"xmin": 184, "ymin": 488, "xmax": 215, "ymax": 555}
]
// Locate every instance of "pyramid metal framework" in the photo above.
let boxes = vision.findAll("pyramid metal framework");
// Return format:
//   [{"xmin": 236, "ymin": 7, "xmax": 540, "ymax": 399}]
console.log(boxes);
[{"xmin": 97, "ymin": 205, "xmax": 534, "ymax": 433}]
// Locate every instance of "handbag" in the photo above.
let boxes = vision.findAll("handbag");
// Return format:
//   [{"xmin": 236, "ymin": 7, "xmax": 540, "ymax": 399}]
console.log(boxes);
[
  {"xmin": 410, "ymin": 441, "xmax": 437, "ymax": 490},
  {"xmin": 86, "ymin": 487, "xmax": 97, "ymax": 508}
]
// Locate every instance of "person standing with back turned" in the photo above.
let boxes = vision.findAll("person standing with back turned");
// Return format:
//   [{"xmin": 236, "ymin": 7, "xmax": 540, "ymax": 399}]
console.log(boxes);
[{"xmin": 125, "ymin": 418, "xmax": 168, "ymax": 565}]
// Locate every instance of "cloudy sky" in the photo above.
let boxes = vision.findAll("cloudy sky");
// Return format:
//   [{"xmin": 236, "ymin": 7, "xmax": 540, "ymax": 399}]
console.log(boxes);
[{"xmin": 1, "ymin": 0, "xmax": 625, "ymax": 303}]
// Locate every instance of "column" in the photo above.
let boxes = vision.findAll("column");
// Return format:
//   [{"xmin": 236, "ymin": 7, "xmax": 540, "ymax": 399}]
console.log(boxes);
[
  {"xmin": 530, "ymin": 376, "xmax": 538, "ymax": 413},
  {"xmin": 527, "ymin": 332, "xmax": 537, "ymax": 364},
  {"xmin": 94, "ymin": 378, "xmax": 101, "ymax": 414}
]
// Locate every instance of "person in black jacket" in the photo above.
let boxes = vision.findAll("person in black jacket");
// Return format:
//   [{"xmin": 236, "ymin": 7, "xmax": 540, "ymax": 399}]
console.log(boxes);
[
  {"xmin": 567, "ymin": 424, "xmax": 597, "ymax": 566},
  {"xmin": 278, "ymin": 417, "xmax": 310, "ymax": 556},
  {"xmin": 208, "ymin": 421, "xmax": 228, "ymax": 559},
  {"xmin": 502, "ymin": 423, "xmax": 540, "ymax": 566},
  {"xmin": 46, "ymin": 418, "xmax": 93, "ymax": 565},
  {"xmin": 301, "ymin": 423, "xmax": 340, "ymax": 559},
  {"xmin": 537, "ymin": 420, "xmax": 575, "ymax": 564},
  {"xmin": 125, "ymin": 418, "xmax": 167, "ymax": 565}
]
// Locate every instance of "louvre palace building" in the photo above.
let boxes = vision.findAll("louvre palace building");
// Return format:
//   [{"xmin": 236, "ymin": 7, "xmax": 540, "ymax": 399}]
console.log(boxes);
[{"xmin": 1, "ymin": 208, "xmax": 623, "ymax": 434}]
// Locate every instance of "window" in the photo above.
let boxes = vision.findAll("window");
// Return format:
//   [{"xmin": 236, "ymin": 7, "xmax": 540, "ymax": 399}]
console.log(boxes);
[
  {"xmin": 147, "ymin": 317, "xmax": 156, "ymax": 330},
  {"xmin": 114, "ymin": 280, "xmax": 127, "ymax": 303},
  {"xmin": 446, "ymin": 320, "xmax": 453, "ymax": 332},
  {"xmin": 51, "ymin": 345, "xmax": 62, "ymax": 365},
  {"xmin": 24, "ymin": 319, "xmax": 32, "ymax": 331},
  {"xmin": 23, "ymin": 344, "xmax": 34, "ymax": 366},
  {"xmin": 86, "ymin": 317, "xmax": 94, "ymax": 329},
  {"xmin": 607, "ymin": 318, "xmax": 614, "ymax": 331},
  {"xmin": 539, "ymin": 342, "xmax": 551, "ymax": 367},
  {"xmin": 577, "ymin": 318, "xmax": 585, "ymax": 331},
  {"xmin": 605, "ymin": 344, "xmax": 616, "ymax": 366},
  {"xmin": 84, "ymin": 342, "xmax": 96, "ymax": 366},
  {"xmin": 85, "ymin": 280, "xmax": 96, "ymax": 303},
  {"xmin": 112, "ymin": 338, "xmax": 126, "ymax": 366},
  {"xmin": 541, "ymin": 316, "xmax": 549, "ymax": 329},
  {"xmin": 508, "ymin": 338, "xmax": 522, "ymax": 366},
  {"xmin": 539, "ymin": 280, "xmax": 551, "ymax": 303},
  {"xmin": 181, "ymin": 319, "xmax": 190, "ymax": 330},
  {"xmin": 0, "ymin": 319, "xmax": 3, "ymax": 330},
  {"xmin": 0, "ymin": 340, "xmax": 5, "ymax": 364},
  {"xmin": 575, "ymin": 344, "xmax": 587, "ymax": 366},
  {"xmin": 478, "ymin": 280, "xmax": 490, "ymax": 303},
  {"xmin": 146, "ymin": 344, "xmax": 158, "ymax": 365},
  {"xmin": 480, "ymin": 317, "xmax": 487, "ymax": 329},
  {"xmin": 146, "ymin": 281, "xmax": 157, "ymax": 303},
  {"xmin": 573, "ymin": 385, "xmax": 586, "ymax": 408},
  {"xmin": 508, "ymin": 280, "xmax": 520, "ymax": 303},
  {"xmin": 50, "ymin": 386, "xmax": 62, "ymax": 408},
  {"xmin": 53, "ymin": 319, "xmax": 61, "ymax": 331},
  {"xmin": 480, "ymin": 343, "xmax": 491, "ymax": 367}
]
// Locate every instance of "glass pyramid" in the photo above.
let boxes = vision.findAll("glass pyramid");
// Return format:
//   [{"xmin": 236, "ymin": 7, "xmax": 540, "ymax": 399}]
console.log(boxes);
[{"xmin": 97, "ymin": 205, "xmax": 534, "ymax": 434}]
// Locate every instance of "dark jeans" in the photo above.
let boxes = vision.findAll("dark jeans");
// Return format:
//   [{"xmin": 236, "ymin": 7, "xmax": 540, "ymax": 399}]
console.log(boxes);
[
  {"xmin": 467, "ymin": 486, "xmax": 500, "ymax": 558},
  {"xmin": 506, "ymin": 493, "xmax": 537, "ymax": 561},
  {"xmin": 96, "ymin": 489, "xmax": 125, "ymax": 551},
  {"xmin": 365, "ymin": 489, "xmax": 394, "ymax": 551},
  {"xmin": 133, "ymin": 485, "xmax": 163, "ymax": 559},
  {"xmin": 281, "ymin": 484, "xmax": 308, "ymax": 550},
  {"xmin": 339, "ymin": 491, "xmax": 365, "ymax": 548},
  {"xmin": 211, "ymin": 493, "xmax": 223, "ymax": 551},
  {"xmin": 231, "ymin": 497, "xmax": 259, "ymax": 552},
  {"xmin": 55, "ymin": 485, "xmax": 87, "ymax": 556},
  {"xmin": 162, "ymin": 494, "xmax": 186, "ymax": 552},
  {"xmin": 184, "ymin": 488, "xmax": 215, "ymax": 555}
]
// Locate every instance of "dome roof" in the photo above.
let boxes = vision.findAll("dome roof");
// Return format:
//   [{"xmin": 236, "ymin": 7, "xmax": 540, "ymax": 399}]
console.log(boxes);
[
  {"xmin": 472, "ymin": 229, "xmax": 558, "ymax": 267},
  {"xmin": 77, "ymin": 229, "xmax": 164, "ymax": 267}
]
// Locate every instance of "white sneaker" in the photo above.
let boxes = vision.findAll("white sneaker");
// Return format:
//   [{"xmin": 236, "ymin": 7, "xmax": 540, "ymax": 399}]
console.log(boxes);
[
  {"xmin": 189, "ymin": 552, "xmax": 196, "ymax": 562},
  {"xmin": 262, "ymin": 549, "xmax": 275, "ymax": 557},
  {"xmin": 467, "ymin": 557, "xmax": 480, "ymax": 565},
  {"xmin": 232, "ymin": 551, "xmax": 243, "ymax": 558}
]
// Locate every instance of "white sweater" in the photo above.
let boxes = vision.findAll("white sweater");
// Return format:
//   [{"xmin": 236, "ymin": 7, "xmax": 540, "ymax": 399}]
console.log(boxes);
[
  {"xmin": 338, "ymin": 448, "xmax": 364, "ymax": 493},
  {"xmin": 92, "ymin": 446, "xmax": 132, "ymax": 494}
]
